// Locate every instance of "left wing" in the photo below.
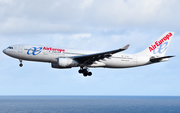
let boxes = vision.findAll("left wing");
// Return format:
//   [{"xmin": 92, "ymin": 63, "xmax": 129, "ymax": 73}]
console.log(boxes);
[{"xmin": 71, "ymin": 44, "xmax": 130, "ymax": 66}]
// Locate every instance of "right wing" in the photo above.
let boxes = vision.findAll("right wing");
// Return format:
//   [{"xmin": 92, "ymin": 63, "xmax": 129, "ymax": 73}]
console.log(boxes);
[{"xmin": 71, "ymin": 44, "xmax": 130, "ymax": 66}]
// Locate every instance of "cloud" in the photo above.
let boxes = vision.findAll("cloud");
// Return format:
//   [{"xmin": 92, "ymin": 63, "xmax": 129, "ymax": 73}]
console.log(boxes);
[
  {"xmin": 80, "ymin": 0, "xmax": 93, "ymax": 9},
  {"xmin": 71, "ymin": 33, "xmax": 91, "ymax": 39},
  {"xmin": 0, "ymin": 0, "xmax": 180, "ymax": 95},
  {"xmin": 0, "ymin": 0, "xmax": 180, "ymax": 34}
]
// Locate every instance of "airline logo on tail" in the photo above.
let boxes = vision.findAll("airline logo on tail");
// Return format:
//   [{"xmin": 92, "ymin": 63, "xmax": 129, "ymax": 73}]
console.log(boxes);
[{"xmin": 149, "ymin": 32, "xmax": 172, "ymax": 54}]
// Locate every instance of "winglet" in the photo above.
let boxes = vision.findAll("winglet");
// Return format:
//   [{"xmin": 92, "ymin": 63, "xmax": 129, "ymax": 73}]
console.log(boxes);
[{"xmin": 122, "ymin": 44, "xmax": 130, "ymax": 50}]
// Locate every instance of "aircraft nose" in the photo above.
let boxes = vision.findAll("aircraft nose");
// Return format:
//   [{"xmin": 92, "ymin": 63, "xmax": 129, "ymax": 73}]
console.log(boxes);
[{"xmin": 3, "ymin": 49, "xmax": 6, "ymax": 54}]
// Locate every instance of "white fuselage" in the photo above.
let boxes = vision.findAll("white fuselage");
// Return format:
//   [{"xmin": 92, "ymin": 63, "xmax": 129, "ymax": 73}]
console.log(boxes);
[
  {"xmin": 3, "ymin": 45, "xmax": 152, "ymax": 68},
  {"xmin": 2, "ymin": 32, "xmax": 174, "ymax": 76}
]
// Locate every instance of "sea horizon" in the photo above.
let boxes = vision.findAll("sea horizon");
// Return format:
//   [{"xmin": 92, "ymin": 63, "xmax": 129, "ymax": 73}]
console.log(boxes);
[{"xmin": 0, "ymin": 96, "xmax": 180, "ymax": 113}]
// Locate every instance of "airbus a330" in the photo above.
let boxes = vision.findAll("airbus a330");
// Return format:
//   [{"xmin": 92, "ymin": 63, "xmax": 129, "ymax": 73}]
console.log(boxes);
[{"xmin": 3, "ymin": 32, "xmax": 175, "ymax": 77}]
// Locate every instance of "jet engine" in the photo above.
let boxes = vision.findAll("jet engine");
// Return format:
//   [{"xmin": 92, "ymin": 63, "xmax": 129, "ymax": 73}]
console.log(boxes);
[{"xmin": 51, "ymin": 58, "xmax": 79, "ymax": 68}]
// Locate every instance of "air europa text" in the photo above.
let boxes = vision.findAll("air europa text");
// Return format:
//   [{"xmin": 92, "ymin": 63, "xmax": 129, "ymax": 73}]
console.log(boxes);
[
  {"xmin": 43, "ymin": 47, "xmax": 65, "ymax": 52},
  {"xmin": 149, "ymin": 33, "xmax": 172, "ymax": 52}
]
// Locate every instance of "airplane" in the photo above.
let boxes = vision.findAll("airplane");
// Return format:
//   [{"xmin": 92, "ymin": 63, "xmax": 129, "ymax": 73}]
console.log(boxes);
[{"xmin": 3, "ymin": 32, "xmax": 175, "ymax": 77}]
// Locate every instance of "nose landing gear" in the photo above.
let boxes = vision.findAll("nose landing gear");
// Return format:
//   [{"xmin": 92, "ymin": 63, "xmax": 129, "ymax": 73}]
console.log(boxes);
[
  {"xmin": 79, "ymin": 67, "xmax": 92, "ymax": 77},
  {"xmin": 19, "ymin": 59, "xmax": 23, "ymax": 67}
]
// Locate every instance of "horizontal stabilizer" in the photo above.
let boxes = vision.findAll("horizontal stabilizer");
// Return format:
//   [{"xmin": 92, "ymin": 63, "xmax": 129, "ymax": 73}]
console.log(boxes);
[{"xmin": 150, "ymin": 56, "xmax": 175, "ymax": 63}]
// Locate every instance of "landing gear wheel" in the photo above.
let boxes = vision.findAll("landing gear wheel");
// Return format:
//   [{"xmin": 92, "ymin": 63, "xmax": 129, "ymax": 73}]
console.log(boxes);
[
  {"xmin": 88, "ymin": 72, "xmax": 92, "ymax": 76},
  {"xmin": 79, "ymin": 69, "xmax": 83, "ymax": 73},
  {"xmin": 19, "ymin": 64, "xmax": 23, "ymax": 67},
  {"xmin": 83, "ymin": 73, "xmax": 88, "ymax": 77},
  {"xmin": 19, "ymin": 59, "xmax": 23, "ymax": 67},
  {"xmin": 79, "ymin": 67, "xmax": 92, "ymax": 77}
]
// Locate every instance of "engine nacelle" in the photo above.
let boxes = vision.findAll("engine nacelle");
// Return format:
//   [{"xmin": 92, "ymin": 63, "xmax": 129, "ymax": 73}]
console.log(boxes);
[{"xmin": 51, "ymin": 58, "xmax": 79, "ymax": 68}]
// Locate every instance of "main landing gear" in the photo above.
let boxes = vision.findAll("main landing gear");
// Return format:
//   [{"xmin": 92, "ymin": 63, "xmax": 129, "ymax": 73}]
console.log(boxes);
[
  {"xmin": 78, "ymin": 67, "xmax": 92, "ymax": 77},
  {"xmin": 19, "ymin": 59, "xmax": 23, "ymax": 67}
]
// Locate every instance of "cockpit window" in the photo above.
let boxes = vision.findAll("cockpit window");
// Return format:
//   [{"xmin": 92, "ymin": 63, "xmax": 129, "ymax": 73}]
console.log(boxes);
[{"xmin": 7, "ymin": 47, "xmax": 13, "ymax": 49}]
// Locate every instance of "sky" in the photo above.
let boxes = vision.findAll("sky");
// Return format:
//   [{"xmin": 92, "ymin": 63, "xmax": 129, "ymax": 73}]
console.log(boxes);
[{"xmin": 0, "ymin": 0, "xmax": 180, "ymax": 96}]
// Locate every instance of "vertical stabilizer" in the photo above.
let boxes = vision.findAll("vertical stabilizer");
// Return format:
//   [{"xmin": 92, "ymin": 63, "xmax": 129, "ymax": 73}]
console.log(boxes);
[{"xmin": 136, "ymin": 32, "xmax": 174, "ymax": 57}]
